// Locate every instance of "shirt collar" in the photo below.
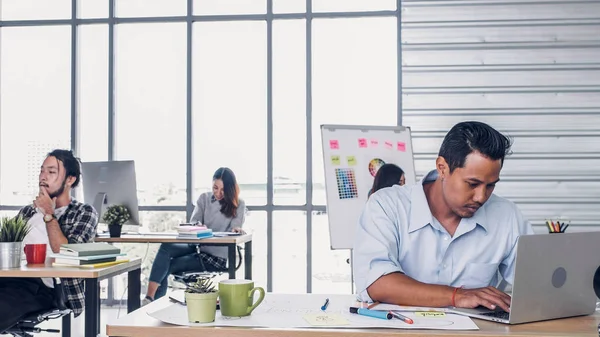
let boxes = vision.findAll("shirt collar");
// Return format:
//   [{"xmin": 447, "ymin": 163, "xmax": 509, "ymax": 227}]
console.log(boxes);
[
  {"xmin": 408, "ymin": 170, "xmax": 437, "ymax": 233},
  {"xmin": 408, "ymin": 170, "xmax": 488, "ymax": 234}
]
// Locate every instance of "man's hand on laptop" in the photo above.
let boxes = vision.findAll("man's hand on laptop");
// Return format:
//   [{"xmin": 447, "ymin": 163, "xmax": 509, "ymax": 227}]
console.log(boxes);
[{"xmin": 454, "ymin": 286, "xmax": 511, "ymax": 312}]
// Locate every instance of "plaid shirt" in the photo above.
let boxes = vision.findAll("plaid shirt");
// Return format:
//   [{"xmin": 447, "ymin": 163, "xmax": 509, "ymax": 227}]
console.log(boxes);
[{"xmin": 18, "ymin": 199, "xmax": 98, "ymax": 317}]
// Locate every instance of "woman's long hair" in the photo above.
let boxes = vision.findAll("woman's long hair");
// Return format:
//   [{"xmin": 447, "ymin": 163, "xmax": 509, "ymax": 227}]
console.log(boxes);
[
  {"xmin": 369, "ymin": 163, "xmax": 405, "ymax": 197},
  {"xmin": 213, "ymin": 167, "xmax": 240, "ymax": 218}
]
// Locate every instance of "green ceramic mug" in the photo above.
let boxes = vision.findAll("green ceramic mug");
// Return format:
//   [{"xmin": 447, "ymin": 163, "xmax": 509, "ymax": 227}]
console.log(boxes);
[{"xmin": 218, "ymin": 279, "xmax": 265, "ymax": 317}]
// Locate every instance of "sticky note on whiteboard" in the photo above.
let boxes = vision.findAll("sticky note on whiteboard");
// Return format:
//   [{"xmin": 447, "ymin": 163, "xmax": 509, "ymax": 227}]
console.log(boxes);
[
  {"xmin": 347, "ymin": 156, "xmax": 357, "ymax": 166},
  {"xmin": 329, "ymin": 140, "xmax": 339, "ymax": 149},
  {"xmin": 397, "ymin": 141, "xmax": 406, "ymax": 152},
  {"xmin": 358, "ymin": 138, "xmax": 368, "ymax": 148},
  {"xmin": 384, "ymin": 141, "xmax": 393, "ymax": 149},
  {"xmin": 331, "ymin": 155, "xmax": 341, "ymax": 165},
  {"xmin": 370, "ymin": 139, "xmax": 379, "ymax": 147}
]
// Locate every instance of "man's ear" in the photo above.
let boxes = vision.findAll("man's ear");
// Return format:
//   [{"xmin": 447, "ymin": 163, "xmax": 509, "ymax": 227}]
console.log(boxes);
[
  {"xmin": 436, "ymin": 156, "xmax": 449, "ymax": 179},
  {"xmin": 65, "ymin": 176, "xmax": 76, "ymax": 187}
]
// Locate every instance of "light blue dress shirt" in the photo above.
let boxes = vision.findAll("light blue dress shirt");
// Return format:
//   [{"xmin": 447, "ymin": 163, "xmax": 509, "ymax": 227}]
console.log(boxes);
[{"xmin": 353, "ymin": 170, "xmax": 534, "ymax": 302}]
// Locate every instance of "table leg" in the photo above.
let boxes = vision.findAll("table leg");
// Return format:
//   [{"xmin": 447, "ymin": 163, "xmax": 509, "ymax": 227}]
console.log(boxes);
[
  {"xmin": 84, "ymin": 278, "xmax": 99, "ymax": 337},
  {"xmin": 244, "ymin": 241, "xmax": 252, "ymax": 280},
  {"xmin": 127, "ymin": 267, "xmax": 141, "ymax": 313},
  {"xmin": 228, "ymin": 244, "xmax": 236, "ymax": 279},
  {"xmin": 61, "ymin": 312, "xmax": 71, "ymax": 337}
]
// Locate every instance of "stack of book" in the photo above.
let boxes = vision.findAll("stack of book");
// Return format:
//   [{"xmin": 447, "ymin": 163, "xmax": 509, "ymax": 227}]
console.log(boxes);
[
  {"xmin": 50, "ymin": 243, "xmax": 127, "ymax": 268},
  {"xmin": 177, "ymin": 224, "xmax": 213, "ymax": 239}
]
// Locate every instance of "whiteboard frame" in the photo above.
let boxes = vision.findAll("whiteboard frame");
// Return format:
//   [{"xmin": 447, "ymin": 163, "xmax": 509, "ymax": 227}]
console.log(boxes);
[{"xmin": 320, "ymin": 124, "xmax": 417, "ymax": 250}]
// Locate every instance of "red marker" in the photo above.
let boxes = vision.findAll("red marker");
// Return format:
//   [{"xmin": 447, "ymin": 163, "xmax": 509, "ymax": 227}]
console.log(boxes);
[{"xmin": 389, "ymin": 311, "xmax": 414, "ymax": 324}]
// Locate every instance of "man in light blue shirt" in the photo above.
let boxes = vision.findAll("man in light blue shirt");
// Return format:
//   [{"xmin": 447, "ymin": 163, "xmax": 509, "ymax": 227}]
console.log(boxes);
[{"xmin": 354, "ymin": 121, "xmax": 534, "ymax": 313}]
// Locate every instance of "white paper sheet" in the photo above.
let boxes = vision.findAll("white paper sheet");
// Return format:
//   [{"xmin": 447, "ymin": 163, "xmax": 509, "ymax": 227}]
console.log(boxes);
[{"xmin": 148, "ymin": 293, "xmax": 479, "ymax": 330}]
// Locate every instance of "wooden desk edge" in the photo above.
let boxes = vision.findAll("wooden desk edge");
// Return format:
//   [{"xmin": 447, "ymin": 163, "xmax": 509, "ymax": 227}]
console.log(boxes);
[
  {"xmin": 106, "ymin": 323, "xmax": 592, "ymax": 337},
  {"xmin": 0, "ymin": 257, "xmax": 142, "ymax": 278},
  {"xmin": 95, "ymin": 233, "xmax": 253, "ymax": 244},
  {"xmin": 105, "ymin": 297, "xmax": 600, "ymax": 337}
]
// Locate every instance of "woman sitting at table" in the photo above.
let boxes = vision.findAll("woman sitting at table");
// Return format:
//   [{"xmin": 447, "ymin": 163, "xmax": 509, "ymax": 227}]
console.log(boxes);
[
  {"xmin": 143, "ymin": 167, "xmax": 246, "ymax": 304},
  {"xmin": 368, "ymin": 163, "xmax": 405, "ymax": 198}
]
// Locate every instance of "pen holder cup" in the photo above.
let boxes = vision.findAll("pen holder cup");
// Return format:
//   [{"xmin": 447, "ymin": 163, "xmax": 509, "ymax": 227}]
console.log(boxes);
[{"xmin": 545, "ymin": 219, "xmax": 570, "ymax": 233}]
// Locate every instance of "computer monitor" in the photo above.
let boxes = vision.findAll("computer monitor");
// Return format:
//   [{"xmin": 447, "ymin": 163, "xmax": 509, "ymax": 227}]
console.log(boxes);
[{"xmin": 81, "ymin": 160, "xmax": 140, "ymax": 226}]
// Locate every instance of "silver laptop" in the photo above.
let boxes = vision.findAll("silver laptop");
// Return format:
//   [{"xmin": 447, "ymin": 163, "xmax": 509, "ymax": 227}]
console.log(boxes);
[{"xmin": 452, "ymin": 232, "xmax": 600, "ymax": 324}]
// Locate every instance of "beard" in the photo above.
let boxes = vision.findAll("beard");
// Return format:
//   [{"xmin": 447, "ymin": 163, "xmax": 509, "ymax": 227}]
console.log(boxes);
[{"xmin": 46, "ymin": 178, "xmax": 67, "ymax": 199}]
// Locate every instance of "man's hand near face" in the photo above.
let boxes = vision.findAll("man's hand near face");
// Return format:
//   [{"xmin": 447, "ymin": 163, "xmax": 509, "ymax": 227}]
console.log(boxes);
[{"xmin": 34, "ymin": 187, "xmax": 56, "ymax": 216}]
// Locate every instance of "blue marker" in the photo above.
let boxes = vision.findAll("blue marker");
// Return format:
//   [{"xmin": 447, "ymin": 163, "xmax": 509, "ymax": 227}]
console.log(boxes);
[
  {"xmin": 349, "ymin": 307, "xmax": 393, "ymax": 320},
  {"xmin": 321, "ymin": 298, "xmax": 330, "ymax": 311}
]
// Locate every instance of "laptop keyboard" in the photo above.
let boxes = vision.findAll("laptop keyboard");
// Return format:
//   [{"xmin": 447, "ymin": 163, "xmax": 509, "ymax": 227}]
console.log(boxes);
[{"xmin": 480, "ymin": 311, "xmax": 510, "ymax": 320}]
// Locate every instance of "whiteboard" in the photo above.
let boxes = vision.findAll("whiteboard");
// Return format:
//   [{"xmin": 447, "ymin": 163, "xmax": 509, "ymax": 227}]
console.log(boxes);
[{"xmin": 321, "ymin": 125, "xmax": 416, "ymax": 250}]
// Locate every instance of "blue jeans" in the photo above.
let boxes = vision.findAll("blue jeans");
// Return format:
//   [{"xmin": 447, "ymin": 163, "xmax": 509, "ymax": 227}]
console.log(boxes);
[{"xmin": 148, "ymin": 243, "xmax": 205, "ymax": 299}]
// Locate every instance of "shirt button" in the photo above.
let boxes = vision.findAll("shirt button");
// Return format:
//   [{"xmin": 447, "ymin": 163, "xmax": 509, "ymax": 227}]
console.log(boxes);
[
  {"xmin": 443, "ymin": 235, "xmax": 449, "ymax": 241},
  {"xmin": 442, "ymin": 264, "xmax": 446, "ymax": 268}
]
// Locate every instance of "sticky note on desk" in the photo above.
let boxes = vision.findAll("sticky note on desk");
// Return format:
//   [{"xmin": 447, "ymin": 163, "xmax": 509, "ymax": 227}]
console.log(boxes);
[
  {"xmin": 416, "ymin": 311, "xmax": 446, "ymax": 318},
  {"xmin": 303, "ymin": 313, "xmax": 349, "ymax": 326}
]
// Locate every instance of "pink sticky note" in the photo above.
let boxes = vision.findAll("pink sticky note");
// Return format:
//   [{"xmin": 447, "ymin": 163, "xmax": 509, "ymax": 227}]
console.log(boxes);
[
  {"xmin": 397, "ymin": 141, "xmax": 406, "ymax": 152},
  {"xmin": 384, "ymin": 141, "xmax": 393, "ymax": 149},
  {"xmin": 370, "ymin": 139, "xmax": 379, "ymax": 147},
  {"xmin": 329, "ymin": 140, "xmax": 339, "ymax": 150},
  {"xmin": 358, "ymin": 138, "xmax": 368, "ymax": 148}
]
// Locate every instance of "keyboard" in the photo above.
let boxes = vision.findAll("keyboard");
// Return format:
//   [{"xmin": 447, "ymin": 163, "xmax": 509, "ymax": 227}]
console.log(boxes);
[{"xmin": 480, "ymin": 311, "xmax": 510, "ymax": 320}]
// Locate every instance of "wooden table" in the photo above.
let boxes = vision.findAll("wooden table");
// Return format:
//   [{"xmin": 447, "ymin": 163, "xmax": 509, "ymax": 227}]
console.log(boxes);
[
  {"xmin": 96, "ymin": 234, "xmax": 253, "ymax": 280},
  {"xmin": 106, "ymin": 296, "xmax": 600, "ymax": 337},
  {"xmin": 0, "ymin": 258, "xmax": 142, "ymax": 337}
]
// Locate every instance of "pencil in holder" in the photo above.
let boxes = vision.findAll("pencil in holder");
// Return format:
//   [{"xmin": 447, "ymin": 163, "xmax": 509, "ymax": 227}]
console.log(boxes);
[{"xmin": 545, "ymin": 219, "xmax": 569, "ymax": 233}]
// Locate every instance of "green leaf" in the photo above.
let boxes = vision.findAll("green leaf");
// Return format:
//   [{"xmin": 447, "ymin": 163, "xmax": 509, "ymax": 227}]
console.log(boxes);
[{"xmin": 0, "ymin": 215, "xmax": 31, "ymax": 242}]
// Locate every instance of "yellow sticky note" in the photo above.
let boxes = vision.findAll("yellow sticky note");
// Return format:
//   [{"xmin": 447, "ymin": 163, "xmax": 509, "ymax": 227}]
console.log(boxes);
[
  {"xmin": 331, "ymin": 155, "xmax": 341, "ymax": 165},
  {"xmin": 415, "ymin": 311, "xmax": 446, "ymax": 318},
  {"xmin": 347, "ymin": 156, "xmax": 357, "ymax": 166},
  {"xmin": 303, "ymin": 313, "xmax": 350, "ymax": 326}
]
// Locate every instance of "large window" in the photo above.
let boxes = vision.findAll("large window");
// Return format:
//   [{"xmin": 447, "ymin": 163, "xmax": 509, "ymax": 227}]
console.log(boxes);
[
  {"xmin": 192, "ymin": 21, "xmax": 267, "ymax": 205},
  {"xmin": 78, "ymin": 24, "xmax": 109, "ymax": 162},
  {"xmin": 115, "ymin": 23, "xmax": 187, "ymax": 207},
  {"xmin": 0, "ymin": 26, "xmax": 71, "ymax": 206},
  {"xmin": 0, "ymin": 2, "xmax": 400, "ymax": 294},
  {"xmin": 273, "ymin": 19, "xmax": 306, "ymax": 205},
  {"xmin": 312, "ymin": 17, "xmax": 398, "ymax": 205}
]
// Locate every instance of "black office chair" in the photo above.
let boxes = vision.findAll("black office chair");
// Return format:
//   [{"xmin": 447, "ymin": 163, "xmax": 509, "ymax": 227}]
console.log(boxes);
[
  {"xmin": 172, "ymin": 245, "xmax": 244, "ymax": 285},
  {"xmin": 4, "ymin": 278, "xmax": 72, "ymax": 337}
]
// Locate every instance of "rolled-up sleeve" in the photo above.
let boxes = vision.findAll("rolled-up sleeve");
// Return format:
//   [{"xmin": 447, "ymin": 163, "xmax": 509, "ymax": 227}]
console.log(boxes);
[{"xmin": 353, "ymin": 193, "xmax": 404, "ymax": 302}]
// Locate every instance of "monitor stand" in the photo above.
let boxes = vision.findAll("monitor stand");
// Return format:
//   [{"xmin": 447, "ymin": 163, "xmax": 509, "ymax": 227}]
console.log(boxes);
[{"xmin": 93, "ymin": 192, "xmax": 107, "ymax": 218}]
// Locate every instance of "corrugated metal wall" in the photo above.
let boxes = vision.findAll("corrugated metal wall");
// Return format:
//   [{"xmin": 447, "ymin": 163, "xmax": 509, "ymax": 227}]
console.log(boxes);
[{"xmin": 401, "ymin": 0, "xmax": 600, "ymax": 233}]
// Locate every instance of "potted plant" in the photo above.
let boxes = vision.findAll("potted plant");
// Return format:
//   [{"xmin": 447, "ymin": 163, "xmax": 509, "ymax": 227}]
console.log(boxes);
[
  {"xmin": 0, "ymin": 215, "xmax": 31, "ymax": 269},
  {"xmin": 103, "ymin": 205, "xmax": 130, "ymax": 238},
  {"xmin": 184, "ymin": 277, "xmax": 219, "ymax": 323}
]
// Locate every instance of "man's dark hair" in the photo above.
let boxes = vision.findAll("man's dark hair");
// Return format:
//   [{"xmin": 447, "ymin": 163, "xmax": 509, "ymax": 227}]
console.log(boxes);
[
  {"xmin": 46, "ymin": 149, "xmax": 82, "ymax": 188},
  {"xmin": 438, "ymin": 121, "xmax": 513, "ymax": 173}
]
